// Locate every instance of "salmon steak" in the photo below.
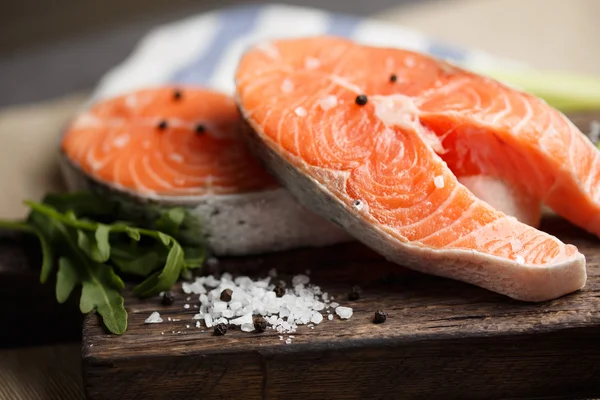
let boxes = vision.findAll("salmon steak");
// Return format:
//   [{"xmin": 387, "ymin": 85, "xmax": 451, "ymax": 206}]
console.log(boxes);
[
  {"xmin": 60, "ymin": 87, "xmax": 350, "ymax": 256},
  {"xmin": 235, "ymin": 36, "xmax": 591, "ymax": 302}
]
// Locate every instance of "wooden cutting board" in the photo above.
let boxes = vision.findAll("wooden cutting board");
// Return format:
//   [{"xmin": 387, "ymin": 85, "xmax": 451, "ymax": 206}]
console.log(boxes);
[{"xmin": 4, "ymin": 112, "xmax": 600, "ymax": 400}]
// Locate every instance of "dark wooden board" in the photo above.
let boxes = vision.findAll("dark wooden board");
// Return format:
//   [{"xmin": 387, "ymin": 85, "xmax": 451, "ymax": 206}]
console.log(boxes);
[{"xmin": 81, "ymin": 216, "xmax": 600, "ymax": 400}]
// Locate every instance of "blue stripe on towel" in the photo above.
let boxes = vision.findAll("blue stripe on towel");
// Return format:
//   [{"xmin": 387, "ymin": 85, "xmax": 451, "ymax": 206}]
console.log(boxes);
[
  {"xmin": 325, "ymin": 13, "xmax": 361, "ymax": 38},
  {"xmin": 427, "ymin": 41, "xmax": 468, "ymax": 62},
  {"xmin": 171, "ymin": 6, "xmax": 262, "ymax": 85}
]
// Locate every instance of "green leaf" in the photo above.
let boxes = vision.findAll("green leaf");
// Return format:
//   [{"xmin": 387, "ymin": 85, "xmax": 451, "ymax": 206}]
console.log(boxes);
[
  {"xmin": 56, "ymin": 257, "xmax": 79, "ymax": 303},
  {"xmin": 125, "ymin": 227, "xmax": 141, "ymax": 241},
  {"xmin": 183, "ymin": 246, "xmax": 206, "ymax": 269},
  {"xmin": 0, "ymin": 219, "xmax": 55, "ymax": 283},
  {"xmin": 33, "ymin": 225, "xmax": 55, "ymax": 284},
  {"xmin": 157, "ymin": 232, "xmax": 170, "ymax": 246},
  {"xmin": 155, "ymin": 207, "xmax": 186, "ymax": 236},
  {"xmin": 112, "ymin": 250, "xmax": 162, "ymax": 277},
  {"xmin": 94, "ymin": 224, "xmax": 111, "ymax": 261},
  {"xmin": 134, "ymin": 241, "xmax": 185, "ymax": 297},
  {"xmin": 77, "ymin": 230, "xmax": 106, "ymax": 263},
  {"xmin": 79, "ymin": 262, "xmax": 127, "ymax": 335},
  {"xmin": 42, "ymin": 192, "xmax": 114, "ymax": 217}
]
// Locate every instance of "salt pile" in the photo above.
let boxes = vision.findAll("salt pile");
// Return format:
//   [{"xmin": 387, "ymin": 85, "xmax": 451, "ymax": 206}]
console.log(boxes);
[{"xmin": 181, "ymin": 271, "xmax": 352, "ymax": 334}]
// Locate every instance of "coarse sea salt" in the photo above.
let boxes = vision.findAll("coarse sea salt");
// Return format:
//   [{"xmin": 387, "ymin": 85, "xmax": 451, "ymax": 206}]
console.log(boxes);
[
  {"xmin": 145, "ymin": 311, "xmax": 163, "ymax": 324},
  {"xmin": 318, "ymin": 95, "xmax": 338, "ymax": 111},
  {"xmin": 179, "ymin": 270, "xmax": 353, "ymax": 337},
  {"xmin": 335, "ymin": 306, "xmax": 353, "ymax": 320},
  {"xmin": 434, "ymin": 175, "xmax": 445, "ymax": 189},
  {"xmin": 295, "ymin": 107, "xmax": 307, "ymax": 117}
]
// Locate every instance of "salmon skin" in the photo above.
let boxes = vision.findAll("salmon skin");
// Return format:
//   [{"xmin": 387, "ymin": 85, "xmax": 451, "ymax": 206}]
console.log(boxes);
[
  {"xmin": 60, "ymin": 87, "xmax": 350, "ymax": 256},
  {"xmin": 235, "ymin": 36, "xmax": 588, "ymax": 302}
]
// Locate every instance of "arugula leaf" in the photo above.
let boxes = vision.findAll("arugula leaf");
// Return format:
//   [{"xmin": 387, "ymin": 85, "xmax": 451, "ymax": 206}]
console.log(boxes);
[
  {"xmin": 0, "ymin": 219, "xmax": 56, "ymax": 284},
  {"xmin": 183, "ymin": 246, "xmax": 206, "ymax": 269},
  {"xmin": 133, "ymin": 240, "xmax": 185, "ymax": 297},
  {"xmin": 155, "ymin": 207, "xmax": 186, "ymax": 236},
  {"xmin": 56, "ymin": 257, "xmax": 79, "ymax": 303},
  {"xmin": 94, "ymin": 224, "xmax": 111, "ymax": 261},
  {"xmin": 79, "ymin": 262, "xmax": 127, "ymax": 335},
  {"xmin": 0, "ymin": 192, "xmax": 205, "ymax": 335},
  {"xmin": 111, "ymin": 246, "xmax": 163, "ymax": 277},
  {"xmin": 42, "ymin": 192, "xmax": 115, "ymax": 217}
]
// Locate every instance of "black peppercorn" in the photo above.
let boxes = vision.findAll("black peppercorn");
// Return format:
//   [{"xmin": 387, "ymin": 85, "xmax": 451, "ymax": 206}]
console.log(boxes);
[
  {"xmin": 195, "ymin": 124, "xmax": 206, "ymax": 134},
  {"xmin": 157, "ymin": 120, "xmax": 168, "ymax": 130},
  {"xmin": 273, "ymin": 284, "xmax": 285, "ymax": 298},
  {"xmin": 390, "ymin": 74, "xmax": 397, "ymax": 83},
  {"xmin": 355, "ymin": 94, "xmax": 368, "ymax": 106},
  {"xmin": 253, "ymin": 316, "xmax": 267, "ymax": 333},
  {"xmin": 161, "ymin": 291, "xmax": 175, "ymax": 306},
  {"xmin": 220, "ymin": 288, "xmax": 233, "ymax": 302},
  {"xmin": 213, "ymin": 323, "xmax": 228, "ymax": 336},
  {"xmin": 173, "ymin": 89, "xmax": 183, "ymax": 100},
  {"xmin": 373, "ymin": 310, "xmax": 388, "ymax": 324},
  {"xmin": 348, "ymin": 285, "xmax": 361, "ymax": 301}
]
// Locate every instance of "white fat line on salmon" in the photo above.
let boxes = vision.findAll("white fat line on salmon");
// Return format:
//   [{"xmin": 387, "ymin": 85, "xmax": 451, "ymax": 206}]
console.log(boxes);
[
  {"xmin": 169, "ymin": 153, "xmax": 184, "ymax": 163},
  {"xmin": 112, "ymin": 134, "xmax": 130, "ymax": 149},
  {"xmin": 256, "ymin": 41, "xmax": 280, "ymax": 60},
  {"xmin": 304, "ymin": 57, "xmax": 321, "ymax": 70},
  {"xmin": 404, "ymin": 56, "xmax": 416, "ymax": 68},
  {"xmin": 371, "ymin": 94, "xmax": 446, "ymax": 155},
  {"xmin": 328, "ymin": 75, "xmax": 363, "ymax": 94},
  {"xmin": 86, "ymin": 149, "xmax": 111, "ymax": 172}
]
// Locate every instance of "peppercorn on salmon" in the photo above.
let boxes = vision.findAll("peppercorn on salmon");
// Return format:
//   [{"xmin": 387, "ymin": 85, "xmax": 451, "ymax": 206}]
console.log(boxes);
[
  {"xmin": 235, "ymin": 36, "xmax": 589, "ymax": 301},
  {"xmin": 60, "ymin": 86, "xmax": 350, "ymax": 256}
]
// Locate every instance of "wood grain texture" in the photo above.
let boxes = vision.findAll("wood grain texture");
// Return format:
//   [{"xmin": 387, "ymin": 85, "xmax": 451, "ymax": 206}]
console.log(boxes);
[{"xmin": 82, "ymin": 214, "xmax": 600, "ymax": 400}]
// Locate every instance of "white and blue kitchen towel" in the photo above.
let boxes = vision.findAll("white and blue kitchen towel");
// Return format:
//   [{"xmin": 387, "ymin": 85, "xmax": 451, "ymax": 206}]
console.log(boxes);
[{"xmin": 93, "ymin": 4, "xmax": 524, "ymax": 101}]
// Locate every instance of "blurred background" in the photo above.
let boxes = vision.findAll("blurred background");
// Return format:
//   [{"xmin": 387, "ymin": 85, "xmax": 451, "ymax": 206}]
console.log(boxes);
[
  {"xmin": 1, "ymin": 0, "xmax": 599, "ymax": 107},
  {"xmin": 1, "ymin": 1, "xmax": 599, "ymax": 399}
]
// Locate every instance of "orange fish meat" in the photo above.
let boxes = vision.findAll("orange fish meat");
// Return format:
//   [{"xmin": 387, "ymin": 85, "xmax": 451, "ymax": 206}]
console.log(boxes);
[
  {"xmin": 60, "ymin": 86, "xmax": 350, "ymax": 255},
  {"xmin": 235, "ymin": 36, "xmax": 589, "ymax": 301}
]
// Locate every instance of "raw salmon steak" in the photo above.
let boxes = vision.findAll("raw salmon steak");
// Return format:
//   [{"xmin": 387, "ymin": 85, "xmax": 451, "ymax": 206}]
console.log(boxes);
[
  {"xmin": 235, "ymin": 36, "xmax": 589, "ymax": 301},
  {"xmin": 60, "ymin": 87, "xmax": 350, "ymax": 256}
]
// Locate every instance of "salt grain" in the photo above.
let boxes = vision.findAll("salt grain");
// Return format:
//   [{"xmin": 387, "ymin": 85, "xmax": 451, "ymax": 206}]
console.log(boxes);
[
  {"xmin": 516, "ymin": 255, "xmax": 525, "ymax": 264},
  {"xmin": 311, "ymin": 312, "xmax": 324, "ymax": 325},
  {"xmin": 294, "ymin": 107, "xmax": 307, "ymax": 117},
  {"xmin": 195, "ymin": 321, "xmax": 201, "ymax": 328},
  {"xmin": 184, "ymin": 304, "xmax": 190, "ymax": 309},
  {"xmin": 285, "ymin": 338, "xmax": 292, "ymax": 345},
  {"xmin": 145, "ymin": 312, "xmax": 163, "ymax": 324},
  {"xmin": 186, "ymin": 325, "xmax": 190, "ymax": 329},
  {"xmin": 281, "ymin": 79, "xmax": 294, "ymax": 93},
  {"xmin": 330, "ymin": 302, "xmax": 340, "ymax": 309},
  {"xmin": 335, "ymin": 306, "xmax": 353, "ymax": 320},
  {"xmin": 328, "ymin": 314, "xmax": 334, "ymax": 321},
  {"xmin": 204, "ymin": 314, "xmax": 214, "ymax": 328},
  {"xmin": 318, "ymin": 95, "xmax": 338, "ymax": 111},
  {"xmin": 434, "ymin": 175, "xmax": 445, "ymax": 189},
  {"xmin": 241, "ymin": 323, "xmax": 255, "ymax": 332}
]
